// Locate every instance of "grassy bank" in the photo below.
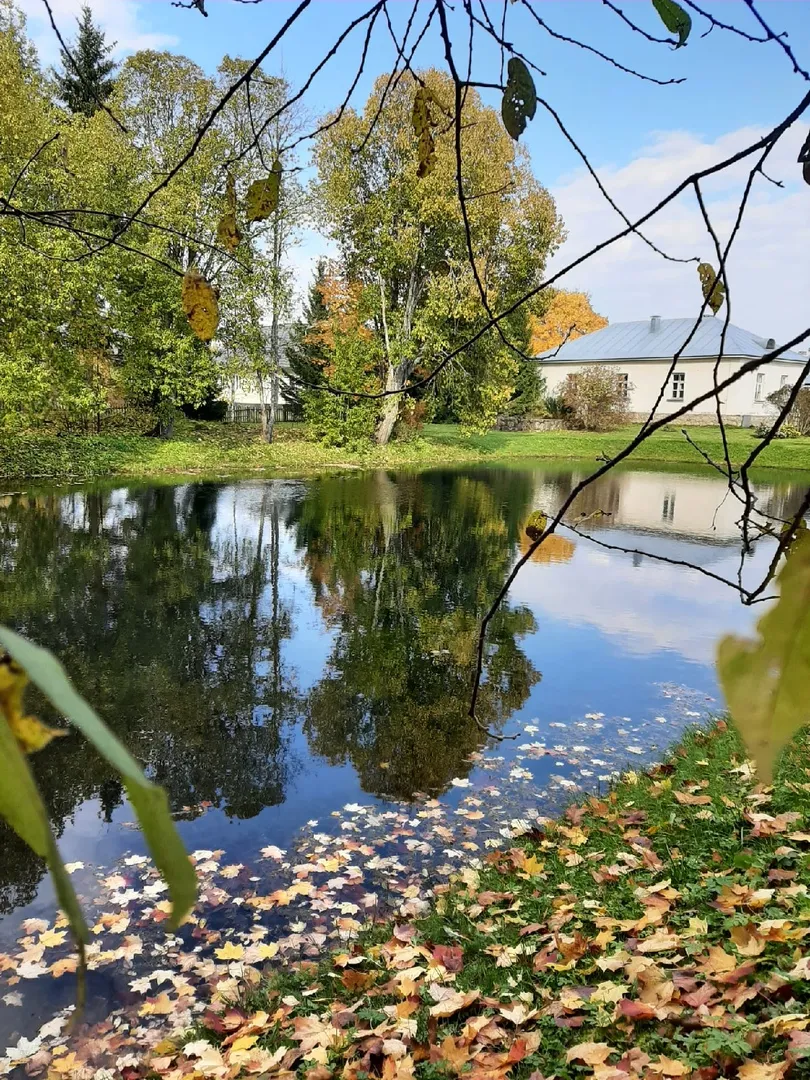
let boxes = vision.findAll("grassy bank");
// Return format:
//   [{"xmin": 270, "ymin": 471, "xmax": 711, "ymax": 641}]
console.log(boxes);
[
  {"xmin": 172, "ymin": 721, "xmax": 810, "ymax": 1079},
  {"xmin": 3, "ymin": 422, "xmax": 810, "ymax": 483}
]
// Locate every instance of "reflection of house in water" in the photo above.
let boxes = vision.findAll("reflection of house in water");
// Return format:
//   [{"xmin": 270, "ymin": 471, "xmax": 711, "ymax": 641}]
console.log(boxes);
[{"xmin": 533, "ymin": 468, "xmax": 808, "ymax": 551}]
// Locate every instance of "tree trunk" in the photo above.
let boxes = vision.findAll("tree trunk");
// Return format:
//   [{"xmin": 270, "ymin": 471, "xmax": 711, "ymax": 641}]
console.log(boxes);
[
  {"xmin": 374, "ymin": 263, "xmax": 423, "ymax": 446},
  {"xmin": 257, "ymin": 373, "xmax": 270, "ymax": 441},
  {"xmin": 265, "ymin": 197, "xmax": 284, "ymax": 445}
]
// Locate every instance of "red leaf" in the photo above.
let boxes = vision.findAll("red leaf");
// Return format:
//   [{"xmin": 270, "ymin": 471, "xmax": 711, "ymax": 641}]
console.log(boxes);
[
  {"xmin": 618, "ymin": 999, "xmax": 657, "ymax": 1021},
  {"xmin": 519, "ymin": 923, "xmax": 544, "ymax": 938},
  {"xmin": 507, "ymin": 1039, "xmax": 528, "ymax": 1063},
  {"xmin": 681, "ymin": 983, "xmax": 718, "ymax": 1008},
  {"xmin": 432, "ymin": 944, "xmax": 464, "ymax": 973}
]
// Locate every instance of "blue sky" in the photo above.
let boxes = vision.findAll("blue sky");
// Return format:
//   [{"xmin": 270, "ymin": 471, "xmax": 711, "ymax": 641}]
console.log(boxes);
[{"xmin": 19, "ymin": 0, "xmax": 810, "ymax": 338}]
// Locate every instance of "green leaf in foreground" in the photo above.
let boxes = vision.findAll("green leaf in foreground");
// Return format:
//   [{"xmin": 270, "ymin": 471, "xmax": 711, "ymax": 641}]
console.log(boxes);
[
  {"xmin": 501, "ymin": 57, "xmax": 536, "ymax": 141},
  {"xmin": 651, "ymin": 0, "xmax": 691, "ymax": 46},
  {"xmin": 0, "ymin": 625, "xmax": 197, "ymax": 928},
  {"xmin": 0, "ymin": 712, "xmax": 88, "ymax": 1009},
  {"xmin": 717, "ymin": 529, "xmax": 810, "ymax": 781}
]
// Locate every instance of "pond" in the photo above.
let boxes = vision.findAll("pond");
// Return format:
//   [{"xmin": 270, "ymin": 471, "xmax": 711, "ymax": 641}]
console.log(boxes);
[{"xmin": 0, "ymin": 461, "xmax": 806, "ymax": 1060}]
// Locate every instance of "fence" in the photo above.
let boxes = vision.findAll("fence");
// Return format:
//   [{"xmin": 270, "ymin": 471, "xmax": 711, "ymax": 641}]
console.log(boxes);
[
  {"xmin": 52, "ymin": 405, "xmax": 157, "ymax": 435},
  {"xmin": 227, "ymin": 403, "xmax": 304, "ymax": 424}
]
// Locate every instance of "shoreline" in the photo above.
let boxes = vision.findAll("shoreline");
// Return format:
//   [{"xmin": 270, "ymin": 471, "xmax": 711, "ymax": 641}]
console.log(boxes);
[{"xmin": 3, "ymin": 422, "xmax": 810, "ymax": 484}]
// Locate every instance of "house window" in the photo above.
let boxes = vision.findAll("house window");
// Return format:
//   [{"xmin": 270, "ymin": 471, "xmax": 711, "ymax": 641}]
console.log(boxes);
[
  {"xmin": 755, "ymin": 373, "xmax": 764, "ymax": 401},
  {"xmin": 662, "ymin": 492, "xmax": 676, "ymax": 524},
  {"xmin": 670, "ymin": 372, "xmax": 685, "ymax": 401},
  {"xmin": 617, "ymin": 373, "xmax": 629, "ymax": 399},
  {"xmin": 781, "ymin": 374, "xmax": 790, "ymax": 389}
]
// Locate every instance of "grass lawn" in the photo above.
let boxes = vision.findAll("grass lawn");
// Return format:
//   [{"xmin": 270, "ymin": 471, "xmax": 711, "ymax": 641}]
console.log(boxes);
[
  {"xmin": 174, "ymin": 721, "xmax": 810, "ymax": 1080},
  {"xmin": 2, "ymin": 421, "xmax": 810, "ymax": 483}
]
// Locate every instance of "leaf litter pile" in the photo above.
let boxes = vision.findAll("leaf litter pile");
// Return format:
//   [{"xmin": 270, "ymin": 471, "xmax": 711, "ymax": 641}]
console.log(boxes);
[{"xmin": 4, "ymin": 713, "xmax": 810, "ymax": 1077}]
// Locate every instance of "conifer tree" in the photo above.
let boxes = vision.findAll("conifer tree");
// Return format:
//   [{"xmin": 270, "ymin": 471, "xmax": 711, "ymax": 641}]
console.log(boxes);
[{"xmin": 54, "ymin": 4, "xmax": 116, "ymax": 117}]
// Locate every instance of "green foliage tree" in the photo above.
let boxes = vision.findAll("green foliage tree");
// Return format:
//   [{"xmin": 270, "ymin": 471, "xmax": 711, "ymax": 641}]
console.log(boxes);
[
  {"xmin": 304, "ymin": 332, "xmax": 382, "ymax": 447},
  {"xmin": 313, "ymin": 69, "xmax": 564, "ymax": 444},
  {"xmin": 53, "ymin": 4, "xmax": 117, "ymax": 116},
  {"xmin": 503, "ymin": 357, "xmax": 547, "ymax": 419},
  {"xmin": 285, "ymin": 260, "xmax": 330, "ymax": 404}
]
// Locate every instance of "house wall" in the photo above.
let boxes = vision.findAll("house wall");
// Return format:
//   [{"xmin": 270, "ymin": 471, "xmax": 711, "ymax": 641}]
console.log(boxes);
[
  {"xmin": 540, "ymin": 357, "xmax": 801, "ymax": 425},
  {"xmin": 223, "ymin": 375, "xmax": 295, "ymax": 407}
]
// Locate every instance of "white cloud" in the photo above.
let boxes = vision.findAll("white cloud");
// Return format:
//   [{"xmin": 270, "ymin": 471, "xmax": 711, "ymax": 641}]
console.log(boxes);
[
  {"xmin": 17, "ymin": 0, "xmax": 177, "ymax": 62},
  {"xmin": 548, "ymin": 123, "xmax": 810, "ymax": 343}
]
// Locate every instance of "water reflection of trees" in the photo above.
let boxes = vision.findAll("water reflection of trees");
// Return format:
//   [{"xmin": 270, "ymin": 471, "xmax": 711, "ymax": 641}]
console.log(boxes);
[
  {"xmin": 0, "ymin": 468, "xmax": 541, "ymax": 914},
  {"xmin": 287, "ymin": 470, "xmax": 541, "ymax": 799},
  {"xmin": 0, "ymin": 483, "xmax": 299, "ymax": 913}
]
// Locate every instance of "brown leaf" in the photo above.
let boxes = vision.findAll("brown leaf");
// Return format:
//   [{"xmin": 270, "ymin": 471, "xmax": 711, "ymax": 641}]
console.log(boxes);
[
  {"xmin": 737, "ymin": 1063, "xmax": 788, "ymax": 1080},
  {"xmin": 435, "ymin": 1035, "xmax": 469, "ymax": 1073},
  {"xmin": 674, "ymin": 791, "xmax": 713, "ymax": 806},
  {"xmin": 729, "ymin": 924, "xmax": 767, "ymax": 957},
  {"xmin": 566, "ymin": 1043, "xmax": 617, "ymax": 1066},
  {"xmin": 428, "ymin": 989, "xmax": 480, "ymax": 1018},
  {"xmin": 341, "ymin": 969, "xmax": 376, "ymax": 992},
  {"xmin": 649, "ymin": 1057, "xmax": 690, "ymax": 1077}
]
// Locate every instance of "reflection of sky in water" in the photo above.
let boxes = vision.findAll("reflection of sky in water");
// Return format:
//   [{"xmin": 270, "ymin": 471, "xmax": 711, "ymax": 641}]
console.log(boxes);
[{"xmin": 0, "ymin": 464, "xmax": 802, "ymax": 938}]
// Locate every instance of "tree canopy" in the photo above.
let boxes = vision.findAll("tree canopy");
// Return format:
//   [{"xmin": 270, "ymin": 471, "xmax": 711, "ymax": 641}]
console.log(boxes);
[{"xmin": 313, "ymin": 69, "xmax": 564, "ymax": 442}]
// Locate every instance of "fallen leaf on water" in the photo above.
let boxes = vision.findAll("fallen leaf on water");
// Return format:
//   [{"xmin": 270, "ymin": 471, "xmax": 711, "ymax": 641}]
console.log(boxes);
[{"xmin": 215, "ymin": 941, "xmax": 245, "ymax": 961}]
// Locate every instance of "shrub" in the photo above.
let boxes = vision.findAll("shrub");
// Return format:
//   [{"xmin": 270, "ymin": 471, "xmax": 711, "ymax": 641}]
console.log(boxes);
[
  {"xmin": 561, "ymin": 365, "xmax": 629, "ymax": 431},
  {"xmin": 182, "ymin": 398, "xmax": 228, "ymax": 422},
  {"xmin": 754, "ymin": 421, "xmax": 803, "ymax": 439},
  {"xmin": 395, "ymin": 399, "xmax": 429, "ymax": 440},
  {"xmin": 765, "ymin": 385, "xmax": 810, "ymax": 436},
  {"xmin": 542, "ymin": 394, "xmax": 571, "ymax": 420},
  {"xmin": 303, "ymin": 334, "xmax": 381, "ymax": 448}
]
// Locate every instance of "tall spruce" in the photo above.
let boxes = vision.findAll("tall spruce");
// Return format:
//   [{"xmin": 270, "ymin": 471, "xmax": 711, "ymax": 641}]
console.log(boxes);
[
  {"xmin": 54, "ymin": 5, "xmax": 116, "ymax": 116},
  {"xmin": 286, "ymin": 260, "xmax": 330, "ymax": 404}
]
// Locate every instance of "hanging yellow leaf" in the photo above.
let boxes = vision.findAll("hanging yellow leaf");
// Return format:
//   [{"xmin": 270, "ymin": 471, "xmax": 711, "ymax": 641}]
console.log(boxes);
[
  {"xmin": 412, "ymin": 85, "xmax": 436, "ymax": 179},
  {"xmin": 0, "ymin": 656, "xmax": 66, "ymax": 754},
  {"xmin": 216, "ymin": 173, "xmax": 242, "ymax": 254},
  {"xmin": 697, "ymin": 261, "xmax": 725, "ymax": 315},
  {"xmin": 717, "ymin": 529, "xmax": 810, "ymax": 782},
  {"xmin": 501, "ymin": 57, "xmax": 536, "ymax": 141},
  {"xmin": 181, "ymin": 267, "xmax": 219, "ymax": 341},
  {"xmin": 245, "ymin": 158, "xmax": 281, "ymax": 222}
]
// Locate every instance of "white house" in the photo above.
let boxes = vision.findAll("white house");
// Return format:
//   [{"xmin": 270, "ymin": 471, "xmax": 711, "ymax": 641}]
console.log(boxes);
[
  {"xmin": 537, "ymin": 314, "xmax": 806, "ymax": 425},
  {"xmin": 217, "ymin": 325, "xmax": 299, "ymax": 413}
]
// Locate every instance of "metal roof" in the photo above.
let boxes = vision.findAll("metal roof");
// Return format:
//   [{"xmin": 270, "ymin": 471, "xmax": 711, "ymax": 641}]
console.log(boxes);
[{"xmin": 536, "ymin": 316, "xmax": 806, "ymax": 364}]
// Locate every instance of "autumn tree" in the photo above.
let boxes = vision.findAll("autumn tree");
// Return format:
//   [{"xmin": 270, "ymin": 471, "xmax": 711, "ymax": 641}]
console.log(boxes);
[
  {"xmin": 529, "ymin": 291, "xmax": 608, "ymax": 354},
  {"xmin": 53, "ymin": 4, "xmax": 117, "ymax": 117},
  {"xmin": 303, "ymin": 266, "xmax": 382, "ymax": 447},
  {"xmin": 313, "ymin": 69, "xmax": 563, "ymax": 444}
]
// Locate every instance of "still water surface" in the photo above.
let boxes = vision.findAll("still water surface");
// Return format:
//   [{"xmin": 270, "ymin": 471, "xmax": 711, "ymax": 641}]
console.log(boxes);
[{"xmin": 0, "ymin": 462, "xmax": 805, "ymax": 939}]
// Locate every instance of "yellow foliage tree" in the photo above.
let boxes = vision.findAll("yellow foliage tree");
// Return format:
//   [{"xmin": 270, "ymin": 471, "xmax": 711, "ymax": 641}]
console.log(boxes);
[{"xmin": 529, "ymin": 291, "xmax": 607, "ymax": 355}]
